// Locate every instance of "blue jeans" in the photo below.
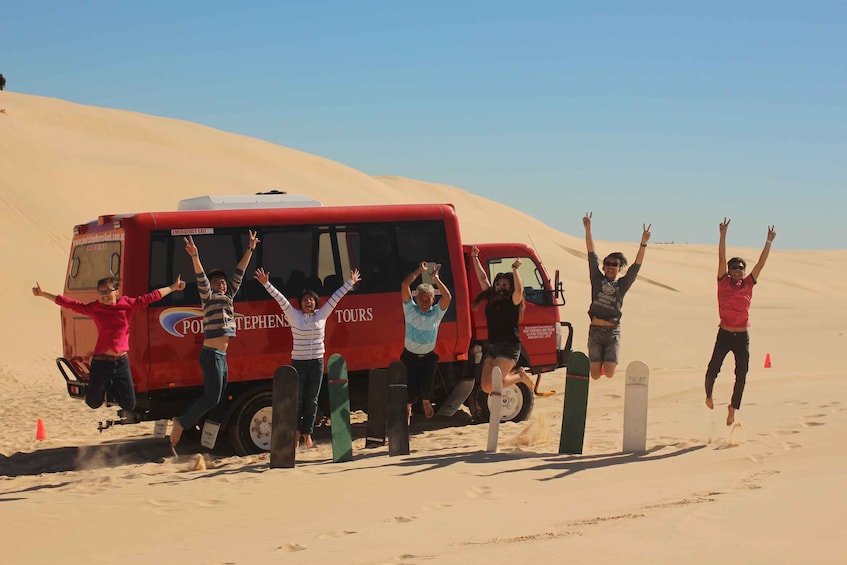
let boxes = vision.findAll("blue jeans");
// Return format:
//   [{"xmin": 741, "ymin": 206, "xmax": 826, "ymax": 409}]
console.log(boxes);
[
  {"xmin": 179, "ymin": 346, "xmax": 228, "ymax": 430},
  {"xmin": 292, "ymin": 358, "xmax": 324, "ymax": 435},
  {"xmin": 87, "ymin": 356, "xmax": 136, "ymax": 411}
]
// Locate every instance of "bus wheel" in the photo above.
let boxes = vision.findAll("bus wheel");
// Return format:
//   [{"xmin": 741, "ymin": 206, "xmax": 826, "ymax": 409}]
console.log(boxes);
[
  {"xmin": 229, "ymin": 389, "xmax": 273, "ymax": 455},
  {"xmin": 469, "ymin": 381, "xmax": 534, "ymax": 424}
]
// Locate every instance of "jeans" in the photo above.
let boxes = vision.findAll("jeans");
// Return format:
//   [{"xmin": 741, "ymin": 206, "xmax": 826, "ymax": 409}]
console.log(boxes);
[
  {"xmin": 179, "ymin": 346, "xmax": 228, "ymax": 430},
  {"xmin": 291, "ymin": 358, "xmax": 324, "ymax": 435},
  {"xmin": 400, "ymin": 349, "xmax": 439, "ymax": 403},
  {"xmin": 705, "ymin": 328, "xmax": 750, "ymax": 409},
  {"xmin": 87, "ymin": 357, "xmax": 136, "ymax": 411}
]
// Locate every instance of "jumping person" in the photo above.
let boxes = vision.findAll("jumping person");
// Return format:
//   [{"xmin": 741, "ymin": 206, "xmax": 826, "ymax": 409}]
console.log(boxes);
[
  {"xmin": 583, "ymin": 212, "xmax": 651, "ymax": 379},
  {"xmin": 470, "ymin": 246, "xmax": 533, "ymax": 394},
  {"xmin": 170, "ymin": 231, "xmax": 259, "ymax": 447},
  {"xmin": 255, "ymin": 266, "xmax": 360, "ymax": 448},
  {"xmin": 400, "ymin": 261, "xmax": 453, "ymax": 423},
  {"xmin": 705, "ymin": 219, "xmax": 776, "ymax": 426},
  {"xmin": 32, "ymin": 275, "xmax": 185, "ymax": 411}
]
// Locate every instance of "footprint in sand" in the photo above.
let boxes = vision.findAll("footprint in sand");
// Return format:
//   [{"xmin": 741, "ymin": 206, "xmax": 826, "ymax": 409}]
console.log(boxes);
[
  {"xmin": 316, "ymin": 529, "xmax": 357, "ymax": 539},
  {"xmin": 781, "ymin": 442, "xmax": 802, "ymax": 450},
  {"xmin": 802, "ymin": 421, "xmax": 825, "ymax": 427},
  {"xmin": 195, "ymin": 498, "xmax": 227, "ymax": 508},
  {"xmin": 385, "ymin": 553, "xmax": 437, "ymax": 563},
  {"xmin": 467, "ymin": 485, "xmax": 494, "ymax": 499},
  {"xmin": 387, "ymin": 516, "xmax": 416, "ymax": 523},
  {"xmin": 277, "ymin": 543, "xmax": 306, "ymax": 552},
  {"xmin": 422, "ymin": 502, "xmax": 452, "ymax": 511}
]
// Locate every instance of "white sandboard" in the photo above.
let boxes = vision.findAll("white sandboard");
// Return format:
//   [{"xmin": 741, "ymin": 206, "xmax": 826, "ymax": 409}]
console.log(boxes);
[
  {"xmin": 486, "ymin": 367, "xmax": 503, "ymax": 453},
  {"xmin": 622, "ymin": 361, "xmax": 649, "ymax": 453}
]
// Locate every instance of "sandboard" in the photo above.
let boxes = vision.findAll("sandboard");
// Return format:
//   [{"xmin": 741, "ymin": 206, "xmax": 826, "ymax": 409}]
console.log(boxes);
[
  {"xmin": 559, "ymin": 351, "xmax": 590, "ymax": 454},
  {"xmin": 327, "ymin": 353, "xmax": 353, "ymax": 463},
  {"xmin": 387, "ymin": 361, "xmax": 410, "ymax": 456},
  {"xmin": 436, "ymin": 378, "xmax": 475, "ymax": 417},
  {"xmin": 270, "ymin": 365, "xmax": 299, "ymax": 468},
  {"xmin": 365, "ymin": 368, "xmax": 389, "ymax": 447},
  {"xmin": 622, "ymin": 360, "xmax": 649, "ymax": 453},
  {"xmin": 485, "ymin": 366, "xmax": 503, "ymax": 453}
]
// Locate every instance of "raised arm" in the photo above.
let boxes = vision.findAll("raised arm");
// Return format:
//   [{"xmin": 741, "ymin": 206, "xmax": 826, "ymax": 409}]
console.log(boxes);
[
  {"xmin": 401, "ymin": 262, "xmax": 427, "ymax": 302},
  {"xmin": 470, "ymin": 246, "xmax": 490, "ymax": 291},
  {"xmin": 750, "ymin": 226, "xmax": 776, "ymax": 281},
  {"xmin": 255, "ymin": 267, "xmax": 292, "ymax": 311},
  {"xmin": 583, "ymin": 212, "xmax": 595, "ymax": 255},
  {"xmin": 511, "ymin": 258, "xmax": 524, "ymax": 305},
  {"xmin": 633, "ymin": 223, "xmax": 652, "ymax": 265},
  {"xmin": 32, "ymin": 282, "xmax": 58, "ymax": 303},
  {"xmin": 717, "ymin": 218, "xmax": 730, "ymax": 279},
  {"xmin": 156, "ymin": 275, "xmax": 186, "ymax": 299},
  {"xmin": 429, "ymin": 263, "xmax": 452, "ymax": 310},
  {"xmin": 184, "ymin": 235, "xmax": 205, "ymax": 276},
  {"xmin": 235, "ymin": 229, "xmax": 260, "ymax": 274}
]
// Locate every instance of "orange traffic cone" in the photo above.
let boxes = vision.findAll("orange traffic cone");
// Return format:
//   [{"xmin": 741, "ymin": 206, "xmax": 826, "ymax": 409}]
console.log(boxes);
[
  {"xmin": 764, "ymin": 353, "xmax": 772, "ymax": 368},
  {"xmin": 35, "ymin": 418, "xmax": 47, "ymax": 440}
]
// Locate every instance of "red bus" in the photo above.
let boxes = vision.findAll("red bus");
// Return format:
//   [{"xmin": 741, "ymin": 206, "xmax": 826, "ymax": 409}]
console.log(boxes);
[{"xmin": 55, "ymin": 194, "xmax": 573, "ymax": 454}]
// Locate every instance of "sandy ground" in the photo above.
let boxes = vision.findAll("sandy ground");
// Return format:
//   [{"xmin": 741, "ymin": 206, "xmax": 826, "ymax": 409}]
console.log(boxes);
[{"xmin": 1, "ymin": 91, "xmax": 846, "ymax": 564}]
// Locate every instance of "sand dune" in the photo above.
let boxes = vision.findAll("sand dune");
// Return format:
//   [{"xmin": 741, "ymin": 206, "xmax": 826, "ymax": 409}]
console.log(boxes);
[{"xmin": 1, "ymin": 92, "xmax": 845, "ymax": 564}]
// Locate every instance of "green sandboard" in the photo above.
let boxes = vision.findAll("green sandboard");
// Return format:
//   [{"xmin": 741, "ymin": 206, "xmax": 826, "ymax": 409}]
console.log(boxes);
[
  {"xmin": 327, "ymin": 353, "xmax": 353, "ymax": 463},
  {"xmin": 559, "ymin": 351, "xmax": 590, "ymax": 454}
]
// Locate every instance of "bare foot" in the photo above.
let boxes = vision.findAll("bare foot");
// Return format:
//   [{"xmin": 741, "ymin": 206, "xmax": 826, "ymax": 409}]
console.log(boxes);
[
  {"xmin": 170, "ymin": 417, "xmax": 184, "ymax": 447},
  {"xmin": 303, "ymin": 434, "xmax": 314, "ymax": 448},
  {"xmin": 726, "ymin": 405, "xmax": 736, "ymax": 426},
  {"xmin": 705, "ymin": 397, "xmax": 714, "ymax": 409},
  {"xmin": 295, "ymin": 431, "xmax": 301, "ymax": 450},
  {"xmin": 422, "ymin": 399, "xmax": 434, "ymax": 419}
]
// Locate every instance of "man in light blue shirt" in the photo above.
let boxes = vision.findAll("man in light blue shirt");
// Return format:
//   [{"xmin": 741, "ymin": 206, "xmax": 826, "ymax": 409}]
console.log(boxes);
[{"xmin": 400, "ymin": 262, "xmax": 452, "ymax": 422}]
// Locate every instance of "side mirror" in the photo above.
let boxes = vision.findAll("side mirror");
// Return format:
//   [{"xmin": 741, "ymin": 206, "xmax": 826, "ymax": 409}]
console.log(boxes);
[{"xmin": 554, "ymin": 269, "xmax": 566, "ymax": 306}]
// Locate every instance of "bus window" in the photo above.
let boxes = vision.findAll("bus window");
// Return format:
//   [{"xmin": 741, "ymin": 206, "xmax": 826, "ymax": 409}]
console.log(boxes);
[
  {"xmin": 487, "ymin": 256, "xmax": 550, "ymax": 306},
  {"xmin": 67, "ymin": 241, "xmax": 122, "ymax": 290}
]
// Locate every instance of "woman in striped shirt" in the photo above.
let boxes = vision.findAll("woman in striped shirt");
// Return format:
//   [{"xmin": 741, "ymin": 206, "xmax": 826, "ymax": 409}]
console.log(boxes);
[{"xmin": 255, "ymin": 266, "xmax": 361, "ymax": 448}]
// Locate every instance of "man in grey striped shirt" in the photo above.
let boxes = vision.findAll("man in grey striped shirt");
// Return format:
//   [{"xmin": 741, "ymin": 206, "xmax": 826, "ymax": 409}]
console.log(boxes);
[
  {"xmin": 255, "ymin": 266, "xmax": 361, "ymax": 449},
  {"xmin": 170, "ymin": 230, "xmax": 259, "ymax": 447}
]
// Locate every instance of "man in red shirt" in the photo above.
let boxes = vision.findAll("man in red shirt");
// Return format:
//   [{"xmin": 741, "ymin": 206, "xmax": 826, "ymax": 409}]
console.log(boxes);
[
  {"xmin": 33, "ymin": 275, "xmax": 185, "ymax": 411},
  {"xmin": 704, "ymin": 218, "xmax": 776, "ymax": 425}
]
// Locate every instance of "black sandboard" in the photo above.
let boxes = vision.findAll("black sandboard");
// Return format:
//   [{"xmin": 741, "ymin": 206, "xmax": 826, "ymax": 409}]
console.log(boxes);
[
  {"xmin": 271, "ymin": 365, "xmax": 299, "ymax": 468},
  {"xmin": 365, "ymin": 368, "xmax": 389, "ymax": 447},
  {"xmin": 386, "ymin": 361, "xmax": 410, "ymax": 456}
]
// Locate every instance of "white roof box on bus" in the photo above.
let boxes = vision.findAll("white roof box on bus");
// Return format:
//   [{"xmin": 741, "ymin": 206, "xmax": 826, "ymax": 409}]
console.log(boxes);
[{"xmin": 178, "ymin": 192, "xmax": 322, "ymax": 210}]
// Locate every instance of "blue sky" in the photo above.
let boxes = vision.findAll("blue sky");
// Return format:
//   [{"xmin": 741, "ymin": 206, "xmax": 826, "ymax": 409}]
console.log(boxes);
[{"xmin": 3, "ymin": 1, "xmax": 844, "ymax": 249}]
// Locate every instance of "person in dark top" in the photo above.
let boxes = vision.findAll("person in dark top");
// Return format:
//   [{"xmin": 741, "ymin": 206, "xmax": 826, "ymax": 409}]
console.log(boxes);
[
  {"xmin": 0, "ymin": 74, "xmax": 6, "ymax": 91},
  {"xmin": 583, "ymin": 212, "xmax": 651, "ymax": 380},
  {"xmin": 705, "ymin": 218, "xmax": 775, "ymax": 426},
  {"xmin": 470, "ymin": 246, "xmax": 532, "ymax": 394}
]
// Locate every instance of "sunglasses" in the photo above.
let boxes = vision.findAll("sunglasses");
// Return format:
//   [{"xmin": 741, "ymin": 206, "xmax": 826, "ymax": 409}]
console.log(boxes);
[
  {"xmin": 97, "ymin": 287, "xmax": 117, "ymax": 295},
  {"xmin": 603, "ymin": 261, "xmax": 621, "ymax": 268},
  {"xmin": 729, "ymin": 265, "xmax": 746, "ymax": 271}
]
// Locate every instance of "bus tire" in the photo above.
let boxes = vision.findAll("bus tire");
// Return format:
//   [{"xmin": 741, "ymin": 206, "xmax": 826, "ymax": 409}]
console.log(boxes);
[
  {"xmin": 228, "ymin": 388, "xmax": 274, "ymax": 455},
  {"xmin": 469, "ymin": 381, "xmax": 534, "ymax": 424}
]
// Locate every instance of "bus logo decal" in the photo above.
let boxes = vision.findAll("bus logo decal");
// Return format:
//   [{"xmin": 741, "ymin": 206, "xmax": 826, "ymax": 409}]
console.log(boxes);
[{"xmin": 159, "ymin": 308, "xmax": 205, "ymax": 337}]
